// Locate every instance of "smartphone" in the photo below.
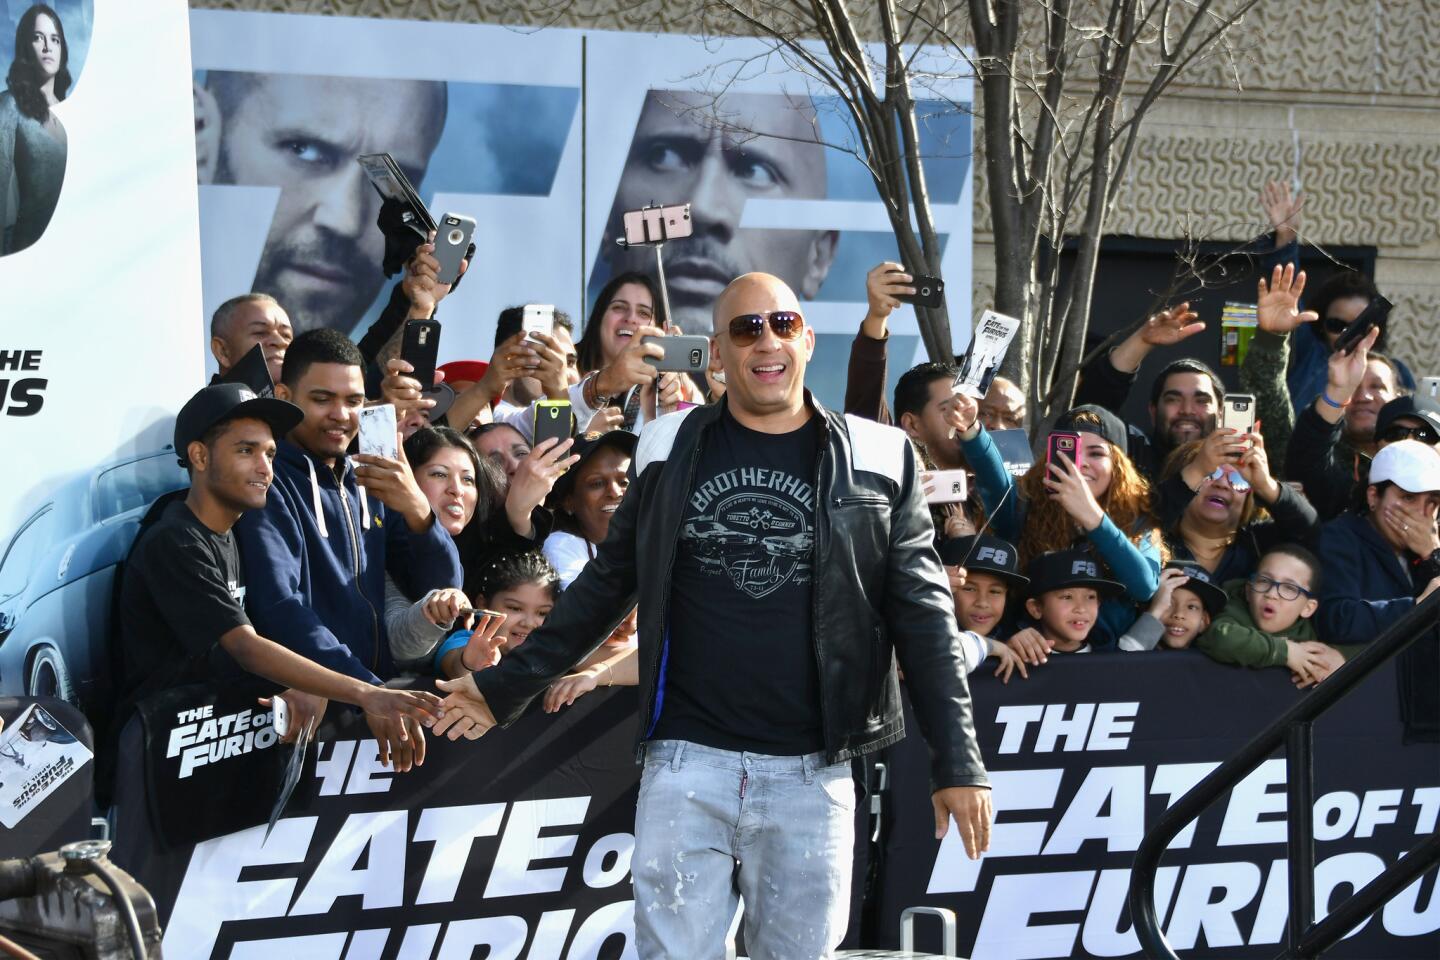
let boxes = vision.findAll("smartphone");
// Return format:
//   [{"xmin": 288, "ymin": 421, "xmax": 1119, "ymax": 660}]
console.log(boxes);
[
  {"xmin": 896, "ymin": 273, "xmax": 945, "ymax": 309},
  {"xmin": 533, "ymin": 399, "xmax": 574, "ymax": 447},
  {"xmin": 1222, "ymin": 393, "xmax": 1257, "ymax": 435},
  {"xmin": 435, "ymin": 212, "xmax": 476, "ymax": 285},
  {"xmin": 1332, "ymin": 295, "xmax": 1392, "ymax": 356},
  {"xmin": 522, "ymin": 304, "xmax": 555, "ymax": 342},
  {"xmin": 1046, "ymin": 432, "xmax": 1082, "ymax": 472},
  {"xmin": 358, "ymin": 403, "xmax": 399, "ymax": 460},
  {"xmin": 924, "ymin": 469, "xmax": 969, "ymax": 505},
  {"xmin": 401, "ymin": 319, "xmax": 441, "ymax": 389},
  {"xmin": 622, "ymin": 203, "xmax": 693, "ymax": 245},
  {"xmin": 1420, "ymin": 376, "xmax": 1440, "ymax": 400},
  {"xmin": 271, "ymin": 695, "xmax": 290, "ymax": 739},
  {"xmin": 642, "ymin": 334, "xmax": 710, "ymax": 374}
]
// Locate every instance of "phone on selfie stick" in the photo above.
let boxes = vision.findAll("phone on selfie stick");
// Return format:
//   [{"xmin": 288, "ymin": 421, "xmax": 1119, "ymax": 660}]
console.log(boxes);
[{"xmin": 617, "ymin": 202, "xmax": 693, "ymax": 337}]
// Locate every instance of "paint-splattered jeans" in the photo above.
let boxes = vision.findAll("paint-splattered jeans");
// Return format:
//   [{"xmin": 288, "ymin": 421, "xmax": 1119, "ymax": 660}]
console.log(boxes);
[{"xmin": 632, "ymin": 739, "xmax": 856, "ymax": 960}]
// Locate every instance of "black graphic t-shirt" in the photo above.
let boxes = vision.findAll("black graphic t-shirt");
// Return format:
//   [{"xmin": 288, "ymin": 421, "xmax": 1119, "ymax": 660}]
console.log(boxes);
[
  {"xmin": 114, "ymin": 499, "xmax": 250, "ymax": 729},
  {"xmin": 653, "ymin": 407, "xmax": 824, "ymax": 755}
]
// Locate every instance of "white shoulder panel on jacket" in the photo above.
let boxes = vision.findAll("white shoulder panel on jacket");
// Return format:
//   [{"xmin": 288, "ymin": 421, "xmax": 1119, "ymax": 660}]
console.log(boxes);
[
  {"xmin": 634, "ymin": 407, "xmax": 697, "ymax": 474},
  {"xmin": 844, "ymin": 413, "xmax": 908, "ymax": 482}
]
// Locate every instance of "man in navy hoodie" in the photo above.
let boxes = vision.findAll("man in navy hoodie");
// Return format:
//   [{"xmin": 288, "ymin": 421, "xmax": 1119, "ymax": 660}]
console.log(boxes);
[{"xmin": 235, "ymin": 329, "xmax": 462, "ymax": 772}]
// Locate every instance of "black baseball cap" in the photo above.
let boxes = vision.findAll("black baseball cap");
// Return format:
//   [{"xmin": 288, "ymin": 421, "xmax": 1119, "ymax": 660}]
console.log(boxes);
[
  {"xmin": 174, "ymin": 383, "xmax": 303, "ymax": 467},
  {"xmin": 1376, "ymin": 395, "xmax": 1440, "ymax": 441},
  {"xmin": 939, "ymin": 535, "xmax": 1029, "ymax": 589},
  {"xmin": 1164, "ymin": 562, "xmax": 1228, "ymax": 616},
  {"xmin": 1025, "ymin": 548, "xmax": 1125, "ymax": 599},
  {"xmin": 548, "ymin": 429, "xmax": 639, "ymax": 506},
  {"xmin": 1051, "ymin": 404, "xmax": 1129, "ymax": 456}
]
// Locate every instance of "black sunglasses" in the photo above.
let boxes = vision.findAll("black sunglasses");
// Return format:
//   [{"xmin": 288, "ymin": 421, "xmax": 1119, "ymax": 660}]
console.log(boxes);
[
  {"xmin": 723, "ymin": 311, "xmax": 805, "ymax": 347},
  {"xmin": 1381, "ymin": 424, "xmax": 1439, "ymax": 445}
]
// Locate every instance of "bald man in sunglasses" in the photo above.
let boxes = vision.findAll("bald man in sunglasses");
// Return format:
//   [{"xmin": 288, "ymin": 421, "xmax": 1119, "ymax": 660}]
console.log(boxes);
[{"xmin": 433, "ymin": 273, "xmax": 991, "ymax": 958}]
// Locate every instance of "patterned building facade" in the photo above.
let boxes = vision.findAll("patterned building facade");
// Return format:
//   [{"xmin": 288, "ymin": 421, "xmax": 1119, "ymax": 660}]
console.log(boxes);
[{"xmin": 191, "ymin": 0, "xmax": 1440, "ymax": 371}]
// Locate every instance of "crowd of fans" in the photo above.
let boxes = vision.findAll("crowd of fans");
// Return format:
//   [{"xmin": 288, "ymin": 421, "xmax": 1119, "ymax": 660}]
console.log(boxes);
[{"xmin": 105, "ymin": 180, "xmax": 1440, "ymax": 786}]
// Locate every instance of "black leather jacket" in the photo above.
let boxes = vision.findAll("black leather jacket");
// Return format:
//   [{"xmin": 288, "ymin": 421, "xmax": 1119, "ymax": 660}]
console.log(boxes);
[{"xmin": 472, "ymin": 394, "xmax": 989, "ymax": 790}]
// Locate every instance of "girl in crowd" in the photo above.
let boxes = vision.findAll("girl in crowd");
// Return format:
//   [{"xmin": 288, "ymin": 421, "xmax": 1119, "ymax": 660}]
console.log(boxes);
[
  {"xmin": 1157, "ymin": 430, "xmax": 1319, "ymax": 582},
  {"xmin": 543, "ymin": 431, "xmax": 636, "ymax": 587},
  {"xmin": 1, "ymin": 3, "xmax": 71, "ymax": 254},
  {"xmin": 963, "ymin": 404, "xmax": 1164, "ymax": 651},
  {"xmin": 575, "ymin": 271, "xmax": 702, "ymax": 428},
  {"xmin": 431, "ymin": 552, "xmax": 563, "ymax": 679},
  {"xmin": 385, "ymin": 426, "xmax": 504, "ymax": 669}
]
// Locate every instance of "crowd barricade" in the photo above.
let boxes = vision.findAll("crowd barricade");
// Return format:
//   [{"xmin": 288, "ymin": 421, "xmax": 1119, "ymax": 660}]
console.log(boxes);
[{"xmin": 103, "ymin": 653, "xmax": 1436, "ymax": 960}]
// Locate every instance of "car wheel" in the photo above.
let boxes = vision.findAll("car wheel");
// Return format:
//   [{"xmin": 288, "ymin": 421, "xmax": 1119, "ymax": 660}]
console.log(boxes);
[{"xmin": 27, "ymin": 646, "xmax": 75, "ymax": 704}]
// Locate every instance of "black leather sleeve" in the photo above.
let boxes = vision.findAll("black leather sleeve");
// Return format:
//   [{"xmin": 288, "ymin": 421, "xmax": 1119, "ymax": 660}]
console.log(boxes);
[
  {"xmin": 470, "ymin": 468, "xmax": 644, "ymax": 725},
  {"xmin": 883, "ymin": 441, "xmax": 991, "ymax": 791}
]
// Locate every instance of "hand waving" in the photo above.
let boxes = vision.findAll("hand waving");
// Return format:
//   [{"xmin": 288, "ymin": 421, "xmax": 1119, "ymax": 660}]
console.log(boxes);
[
  {"xmin": 1256, "ymin": 264, "xmax": 1319, "ymax": 336},
  {"xmin": 1138, "ymin": 303, "xmax": 1204, "ymax": 348}
]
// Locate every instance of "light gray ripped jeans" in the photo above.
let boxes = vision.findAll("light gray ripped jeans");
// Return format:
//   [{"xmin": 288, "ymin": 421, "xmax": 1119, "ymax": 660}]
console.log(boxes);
[{"xmin": 632, "ymin": 739, "xmax": 856, "ymax": 959}]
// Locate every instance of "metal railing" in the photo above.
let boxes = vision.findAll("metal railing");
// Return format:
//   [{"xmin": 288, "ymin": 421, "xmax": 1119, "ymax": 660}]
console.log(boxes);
[{"xmin": 1128, "ymin": 589, "xmax": 1440, "ymax": 960}]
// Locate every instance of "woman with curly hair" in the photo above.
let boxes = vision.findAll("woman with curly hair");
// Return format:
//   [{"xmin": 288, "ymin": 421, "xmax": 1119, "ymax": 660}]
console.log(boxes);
[
  {"xmin": 1157, "ymin": 431, "xmax": 1319, "ymax": 583},
  {"xmin": 961, "ymin": 403, "xmax": 1164, "ymax": 650},
  {"xmin": 1, "ymin": 4, "xmax": 71, "ymax": 254}
]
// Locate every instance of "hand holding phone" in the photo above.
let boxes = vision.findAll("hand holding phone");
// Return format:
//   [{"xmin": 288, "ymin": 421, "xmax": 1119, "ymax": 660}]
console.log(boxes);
[
  {"xmin": 641, "ymin": 334, "xmax": 710, "ymax": 374},
  {"xmin": 434, "ymin": 213, "xmax": 476, "ymax": 285},
  {"xmin": 924, "ymin": 469, "xmax": 969, "ymax": 505},
  {"xmin": 271, "ymin": 695, "xmax": 290, "ymax": 739},
  {"xmin": 1333, "ymin": 296, "xmax": 1392, "ymax": 356},
  {"xmin": 896, "ymin": 272, "xmax": 945, "ymax": 309},
  {"xmin": 1221, "ymin": 393, "xmax": 1257, "ymax": 437},
  {"xmin": 1046, "ymin": 432, "xmax": 1082, "ymax": 473},
  {"xmin": 534, "ymin": 399, "xmax": 574, "ymax": 448},
  {"xmin": 523, "ymin": 304, "xmax": 555, "ymax": 342},
  {"xmin": 359, "ymin": 404, "xmax": 399, "ymax": 460},
  {"xmin": 401, "ymin": 320, "xmax": 441, "ymax": 390}
]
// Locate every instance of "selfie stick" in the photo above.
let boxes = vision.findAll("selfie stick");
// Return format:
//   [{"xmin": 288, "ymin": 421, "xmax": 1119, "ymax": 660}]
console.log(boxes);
[{"xmin": 615, "ymin": 211, "xmax": 675, "ymax": 331}]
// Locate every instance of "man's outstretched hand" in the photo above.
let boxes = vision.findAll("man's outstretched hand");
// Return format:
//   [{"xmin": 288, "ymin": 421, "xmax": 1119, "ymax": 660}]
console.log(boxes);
[
  {"xmin": 933, "ymin": 785, "xmax": 994, "ymax": 858},
  {"xmin": 433, "ymin": 674, "xmax": 498, "ymax": 740}
]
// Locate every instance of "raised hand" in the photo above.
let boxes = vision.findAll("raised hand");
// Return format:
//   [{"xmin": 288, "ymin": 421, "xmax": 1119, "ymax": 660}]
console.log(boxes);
[
  {"xmin": 1260, "ymin": 179, "xmax": 1305, "ymax": 246},
  {"xmin": 505, "ymin": 437, "xmax": 579, "ymax": 537},
  {"xmin": 1324, "ymin": 324, "xmax": 1380, "ymax": 406},
  {"xmin": 940, "ymin": 391, "xmax": 980, "ymax": 440},
  {"xmin": 403, "ymin": 235, "xmax": 465, "ymax": 318},
  {"xmin": 354, "ymin": 432, "xmax": 432, "ymax": 531},
  {"xmin": 864, "ymin": 261, "xmax": 915, "ymax": 329},
  {"xmin": 461, "ymin": 611, "xmax": 507, "ymax": 672},
  {"xmin": 422, "ymin": 588, "xmax": 470, "ymax": 628},
  {"xmin": 1146, "ymin": 567, "xmax": 1187, "ymax": 619},
  {"xmin": 594, "ymin": 324, "xmax": 668, "ymax": 399},
  {"xmin": 380, "ymin": 357, "xmax": 441, "ymax": 419},
  {"xmin": 1138, "ymin": 303, "xmax": 1204, "ymax": 348},
  {"xmin": 1043, "ymin": 453, "xmax": 1105, "ymax": 532},
  {"xmin": 1256, "ymin": 264, "xmax": 1319, "ymax": 336}
]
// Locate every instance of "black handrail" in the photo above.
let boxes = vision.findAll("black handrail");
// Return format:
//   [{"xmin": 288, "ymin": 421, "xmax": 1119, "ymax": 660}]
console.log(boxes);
[{"xmin": 1128, "ymin": 589, "xmax": 1440, "ymax": 960}]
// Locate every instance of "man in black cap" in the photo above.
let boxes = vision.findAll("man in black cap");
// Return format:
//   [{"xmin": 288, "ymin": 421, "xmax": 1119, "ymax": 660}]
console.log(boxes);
[
  {"xmin": 1073, "ymin": 304, "xmax": 1226, "ymax": 482},
  {"xmin": 110, "ymin": 383, "xmax": 443, "ymax": 772},
  {"xmin": 1119, "ymin": 563, "xmax": 1228, "ymax": 651}
]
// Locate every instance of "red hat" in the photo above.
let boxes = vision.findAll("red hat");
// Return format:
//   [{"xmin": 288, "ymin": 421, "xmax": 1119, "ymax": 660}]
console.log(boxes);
[{"xmin": 436, "ymin": 360, "xmax": 488, "ymax": 387}]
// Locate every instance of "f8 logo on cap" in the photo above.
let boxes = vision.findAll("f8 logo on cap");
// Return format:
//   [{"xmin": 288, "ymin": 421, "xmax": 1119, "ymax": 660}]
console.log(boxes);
[
  {"xmin": 976, "ymin": 546, "xmax": 1010, "ymax": 565},
  {"xmin": 1071, "ymin": 559, "xmax": 1098, "ymax": 576}
]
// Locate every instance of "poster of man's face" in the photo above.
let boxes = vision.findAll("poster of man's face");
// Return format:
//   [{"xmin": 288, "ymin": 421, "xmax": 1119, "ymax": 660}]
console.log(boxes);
[
  {"xmin": 597, "ymin": 90, "xmax": 838, "ymax": 333},
  {"xmin": 187, "ymin": 12, "xmax": 973, "ymax": 405},
  {"xmin": 195, "ymin": 73, "xmax": 447, "ymax": 335}
]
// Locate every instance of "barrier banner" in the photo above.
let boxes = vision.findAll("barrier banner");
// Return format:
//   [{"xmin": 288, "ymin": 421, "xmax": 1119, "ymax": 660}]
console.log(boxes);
[
  {"xmin": 120, "ymin": 686, "xmax": 645, "ymax": 960},
  {"xmin": 879, "ymin": 652, "xmax": 1440, "ymax": 959}
]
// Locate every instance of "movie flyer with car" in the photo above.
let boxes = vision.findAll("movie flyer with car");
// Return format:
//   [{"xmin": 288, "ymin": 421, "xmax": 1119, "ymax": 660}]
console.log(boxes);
[
  {"xmin": 955, "ymin": 310, "xmax": 1021, "ymax": 399},
  {"xmin": 0, "ymin": 704, "xmax": 92, "ymax": 829}
]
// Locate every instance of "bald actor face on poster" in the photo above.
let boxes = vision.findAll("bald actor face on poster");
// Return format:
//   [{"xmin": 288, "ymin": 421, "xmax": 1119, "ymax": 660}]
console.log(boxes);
[
  {"xmin": 193, "ymin": 72, "xmax": 447, "ymax": 335},
  {"xmin": 598, "ymin": 90, "xmax": 838, "ymax": 332}
]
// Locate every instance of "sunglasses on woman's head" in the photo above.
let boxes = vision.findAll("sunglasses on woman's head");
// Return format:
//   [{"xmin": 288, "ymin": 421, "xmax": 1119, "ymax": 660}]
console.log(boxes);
[
  {"xmin": 723, "ymin": 311, "xmax": 805, "ymax": 347},
  {"xmin": 1381, "ymin": 423, "xmax": 1439, "ymax": 445}
]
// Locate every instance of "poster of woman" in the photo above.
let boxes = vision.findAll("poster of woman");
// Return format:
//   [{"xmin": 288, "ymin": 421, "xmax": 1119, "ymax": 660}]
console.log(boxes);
[{"xmin": 0, "ymin": 1, "xmax": 92, "ymax": 255}]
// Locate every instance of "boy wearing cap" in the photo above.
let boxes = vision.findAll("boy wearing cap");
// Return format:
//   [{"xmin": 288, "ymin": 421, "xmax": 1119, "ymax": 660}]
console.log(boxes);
[
  {"xmin": 110, "ymin": 385, "xmax": 443, "ymax": 781},
  {"xmin": 1010, "ymin": 549, "xmax": 1126, "ymax": 656},
  {"xmin": 1119, "ymin": 562, "xmax": 1229, "ymax": 651},
  {"xmin": 940, "ymin": 535, "xmax": 1029, "ymax": 681},
  {"xmin": 1197, "ymin": 545, "xmax": 1340, "ymax": 683}
]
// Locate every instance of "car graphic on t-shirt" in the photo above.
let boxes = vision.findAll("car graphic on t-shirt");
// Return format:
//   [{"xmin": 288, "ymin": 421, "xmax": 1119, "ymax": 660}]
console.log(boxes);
[
  {"xmin": 761, "ymin": 530, "xmax": 814, "ymax": 559},
  {"xmin": 683, "ymin": 520, "xmax": 757, "ymax": 551}
]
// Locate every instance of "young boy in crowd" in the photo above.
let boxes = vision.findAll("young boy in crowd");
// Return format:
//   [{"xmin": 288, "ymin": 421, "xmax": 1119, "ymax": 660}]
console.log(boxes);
[
  {"xmin": 1198, "ymin": 544, "xmax": 1341, "ymax": 682},
  {"xmin": 940, "ymin": 534, "xmax": 1029, "ymax": 681},
  {"xmin": 1007, "ymin": 548, "xmax": 1126, "ymax": 658},
  {"xmin": 1119, "ymin": 562, "xmax": 1229, "ymax": 651}
]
